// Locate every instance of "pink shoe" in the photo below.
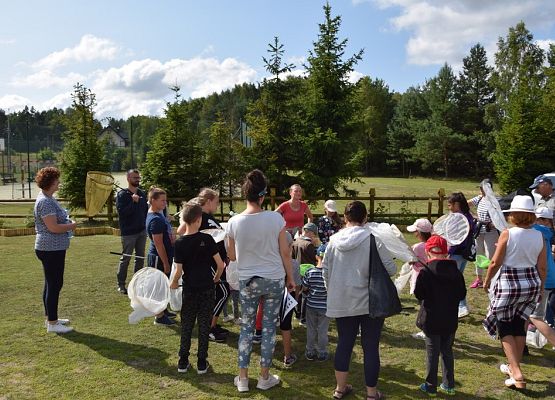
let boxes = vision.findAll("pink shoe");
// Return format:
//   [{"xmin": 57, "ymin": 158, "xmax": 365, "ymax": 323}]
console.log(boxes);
[{"xmin": 469, "ymin": 278, "xmax": 483, "ymax": 289}]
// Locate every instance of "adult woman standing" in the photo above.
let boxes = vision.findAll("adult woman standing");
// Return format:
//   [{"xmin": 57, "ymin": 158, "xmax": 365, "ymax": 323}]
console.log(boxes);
[
  {"xmin": 323, "ymin": 201, "xmax": 396, "ymax": 399},
  {"xmin": 34, "ymin": 167, "xmax": 77, "ymax": 334},
  {"xmin": 446, "ymin": 192, "xmax": 475, "ymax": 318},
  {"xmin": 317, "ymin": 199, "xmax": 343, "ymax": 245},
  {"xmin": 483, "ymin": 195, "xmax": 546, "ymax": 390},
  {"xmin": 146, "ymin": 187, "xmax": 175, "ymax": 326},
  {"xmin": 276, "ymin": 184, "xmax": 314, "ymax": 237},
  {"xmin": 226, "ymin": 169, "xmax": 295, "ymax": 393}
]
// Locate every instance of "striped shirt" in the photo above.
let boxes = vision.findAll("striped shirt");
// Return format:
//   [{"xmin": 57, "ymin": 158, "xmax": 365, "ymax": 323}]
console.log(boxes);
[
  {"xmin": 470, "ymin": 195, "xmax": 491, "ymax": 234},
  {"xmin": 302, "ymin": 267, "xmax": 327, "ymax": 310}
]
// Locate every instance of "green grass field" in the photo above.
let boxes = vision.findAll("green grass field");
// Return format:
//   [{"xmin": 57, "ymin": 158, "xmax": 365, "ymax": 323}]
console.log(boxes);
[{"xmin": 1, "ymin": 234, "xmax": 553, "ymax": 399}]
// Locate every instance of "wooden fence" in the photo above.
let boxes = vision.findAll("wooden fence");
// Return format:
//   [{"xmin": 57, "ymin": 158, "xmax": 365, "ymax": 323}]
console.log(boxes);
[{"xmin": 0, "ymin": 188, "xmax": 447, "ymax": 225}]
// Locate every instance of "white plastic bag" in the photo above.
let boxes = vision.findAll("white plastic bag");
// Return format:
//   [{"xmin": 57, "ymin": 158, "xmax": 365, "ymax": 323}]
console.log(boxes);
[
  {"xmin": 127, "ymin": 267, "xmax": 170, "ymax": 324},
  {"xmin": 367, "ymin": 222, "xmax": 417, "ymax": 263},
  {"xmin": 227, "ymin": 260, "xmax": 239, "ymax": 291},
  {"xmin": 526, "ymin": 328, "xmax": 547, "ymax": 349}
]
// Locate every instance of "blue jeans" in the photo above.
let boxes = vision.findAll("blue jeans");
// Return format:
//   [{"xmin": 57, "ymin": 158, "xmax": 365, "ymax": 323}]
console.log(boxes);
[
  {"xmin": 451, "ymin": 254, "xmax": 467, "ymax": 308},
  {"xmin": 238, "ymin": 277, "xmax": 284, "ymax": 368}
]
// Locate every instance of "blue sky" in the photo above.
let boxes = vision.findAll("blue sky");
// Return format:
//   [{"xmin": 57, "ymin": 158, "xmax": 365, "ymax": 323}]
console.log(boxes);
[{"xmin": 1, "ymin": 0, "xmax": 554, "ymax": 119}]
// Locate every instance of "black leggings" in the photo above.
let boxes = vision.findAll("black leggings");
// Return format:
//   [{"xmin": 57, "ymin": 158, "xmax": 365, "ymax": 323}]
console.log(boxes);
[
  {"xmin": 36, "ymin": 250, "xmax": 66, "ymax": 321},
  {"xmin": 335, "ymin": 315, "xmax": 384, "ymax": 387},
  {"xmin": 497, "ymin": 317, "xmax": 526, "ymax": 338}
]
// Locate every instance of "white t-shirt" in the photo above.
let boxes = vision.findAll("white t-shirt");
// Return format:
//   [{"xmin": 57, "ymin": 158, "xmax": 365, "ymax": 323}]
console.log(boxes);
[
  {"xmin": 504, "ymin": 227, "xmax": 543, "ymax": 269},
  {"xmin": 226, "ymin": 211, "xmax": 286, "ymax": 280}
]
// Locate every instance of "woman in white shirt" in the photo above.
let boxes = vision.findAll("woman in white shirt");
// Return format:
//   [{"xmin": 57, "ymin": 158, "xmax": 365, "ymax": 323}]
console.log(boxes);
[{"xmin": 226, "ymin": 169, "xmax": 295, "ymax": 393}]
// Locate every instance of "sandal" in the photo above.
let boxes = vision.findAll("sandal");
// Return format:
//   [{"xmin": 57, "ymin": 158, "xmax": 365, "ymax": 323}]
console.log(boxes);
[
  {"xmin": 333, "ymin": 384, "xmax": 353, "ymax": 399},
  {"xmin": 505, "ymin": 377, "xmax": 526, "ymax": 389},
  {"xmin": 367, "ymin": 391, "xmax": 385, "ymax": 399}
]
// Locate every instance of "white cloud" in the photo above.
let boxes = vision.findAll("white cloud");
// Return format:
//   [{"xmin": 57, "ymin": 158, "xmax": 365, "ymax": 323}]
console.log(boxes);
[
  {"xmin": 349, "ymin": 70, "xmax": 365, "ymax": 83},
  {"xmin": 536, "ymin": 39, "xmax": 555, "ymax": 53},
  {"xmin": 41, "ymin": 92, "xmax": 72, "ymax": 111},
  {"xmin": 0, "ymin": 38, "xmax": 16, "ymax": 45},
  {"xmin": 33, "ymin": 34, "xmax": 120, "ymax": 69},
  {"xmin": 11, "ymin": 70, "xmax": 85, "ymax": 89},
  {"xmin": 0, "ymin": 95, "xmax": 32, "ymax": 111},
  {"xmin": 365, "ymin": 1, "xmax": 555, "ymax": 66}
]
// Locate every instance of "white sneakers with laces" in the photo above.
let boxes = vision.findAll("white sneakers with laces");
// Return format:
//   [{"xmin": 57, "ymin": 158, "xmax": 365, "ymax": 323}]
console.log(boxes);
[
  {"xmin": 234, "ymin": 376, "xmax": 249, "ymax": 392},
  {"xmin": 46, "ymin": 321, "xmax": 73, "ymax": 334},
  {"xmin": 256, "ymin": 374, "xmax": 280, "ymax": 390}
]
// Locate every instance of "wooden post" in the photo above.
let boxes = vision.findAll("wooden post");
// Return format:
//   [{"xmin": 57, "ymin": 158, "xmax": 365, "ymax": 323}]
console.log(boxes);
[
  {"xmin": 427, "ymin": 198, "xmax": 432, "ymax": 220},
  {"xmin": 107, "ymin": 190, "xmax": 114, "ymax": 223},
  {"xmin": 270, "ymin": 187, "xmax": 276, "ymax": 210},
  {"xmin": 369, "ymin": 188, "xmax": 375, "ymax": 222},
  {"xmin": 437, "ymin": 188, "xmax": 445, "ymax": 217}
]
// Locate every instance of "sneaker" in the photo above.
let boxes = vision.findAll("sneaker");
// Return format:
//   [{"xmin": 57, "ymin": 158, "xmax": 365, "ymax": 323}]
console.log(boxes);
[
  {"xmin": 234, "ymin": 376, "xmax": 249, "ymax": 392},
  {"xmin": 234, "ymin": 318, "xmax": 242, "ymax": 325},
  {"xmin": 47, "ymin": 321, "xmax": 74, "ymax": 334},
  {"xmin": 44, "ymin": 318, "xmax": 70, "ymax": 328},
  {"xmin": 208, "ymin": 331, "xmax": 226, "ymax": 343},
  {"xmin": 458, "ymin": 306, "xmax": 469, "ymax": 319},
  {"xmin": 154, "ymin": 315, "xmax": 176, "ymax": 326},
  {"xmin": 316, "ymin": 352, "xmax": 329, "ymax": 361},
  {"xmin": 438, "ymin": 383, "xmax": 456, "ymax": 396},
  {"xmin": 197, "ymin": 360, "xmax": 210, "ymax": 375},
  {"xmin": 252, "ymin": 334, "xmax": 262, "ymax": 344},
  {"xmin": 469, "ymin": 278, "xmax": 483, "ymax": 289},
  {"xmin": 223, "ymin": 315, "xmax": 235, "ymax": 323},
  {"xmin": 177, "ymin": 358, "xmax": 191, "ymax": 373},
  {"xmin": 164, "ymin": 310, "xmax": 177, "ymax": 319},
  {"xmin": 305, "ymin": 350, "xmax": 316, "ymax": 361},
  {"xmin": 256, "ymin": 374, "xmax": 280, "ymax": 390},
  {"xmin": 214, "ymin": 324, "xmax": 229, "ymax": 334},
  {"xmin": 117, "ymin": 285, "xmax": 128, "ymax": 295},
  {"xmin": 419, "ymin": 382, "xmax": 437, "ymax": 397},
  {"xmin": 411, "ymin": 331, "xmax": 426, "ymax": 340},
  {"xmin": 283, "ymin": 354, "xmax": 298, "ymax": 368}
]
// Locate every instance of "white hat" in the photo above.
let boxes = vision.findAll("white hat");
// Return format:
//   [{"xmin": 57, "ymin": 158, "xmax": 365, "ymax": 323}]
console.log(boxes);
[
  {"xmin": 407, "ymin": 218, "xmax": 433, "ymax": 233},
  {"xmin": 502, "ymin": 195, "xmax": 536, "ymax": 214},
  {"xmin": 535, "ymin": 206, "xmax": 553, "ymax": 219},
  {"xmin": 324, "ymin": 199, "xmax": 338, "ymax": 213}
]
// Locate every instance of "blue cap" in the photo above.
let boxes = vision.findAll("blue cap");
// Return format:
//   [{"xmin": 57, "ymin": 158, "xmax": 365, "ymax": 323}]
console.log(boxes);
[{"xmin": 529, "ymin": 175, "xmax": 552, "ymax": 189}]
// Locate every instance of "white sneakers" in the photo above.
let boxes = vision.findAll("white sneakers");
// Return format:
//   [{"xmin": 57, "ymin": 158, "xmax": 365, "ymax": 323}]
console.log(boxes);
[
  {"xmin": 458, "ymin": 306, "xmax": 470, "ymax": 318},
  {"xmin": 256, "ymin": 374, "xmax": 280, "ymax": 390},
  {"xmin": 234, "ymin": 376, "xmax": 249, "ymax": 392},
  {"xmin": 46, "ymin": 320, "xmax": 74, "ymax": 334},
  {"xmin": 234, "ymin": 374, "xmax": 280, "ymax": 392},
  {"xmin": 411, "ymin": 331, "xmax": 426, "ymax": 340},
  {"xmin": 44, "ymin": 318, "xmax": 70, "ymax": 328}
]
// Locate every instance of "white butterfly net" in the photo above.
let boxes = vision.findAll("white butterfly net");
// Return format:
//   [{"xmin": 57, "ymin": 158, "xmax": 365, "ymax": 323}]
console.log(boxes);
[
  {"xmin": 433, "ymin": 213, "xmax": 470, "ymax": 246},
  {"xmin": 128, "ymin": 268, "xmax": 170, "ymax": 324}
]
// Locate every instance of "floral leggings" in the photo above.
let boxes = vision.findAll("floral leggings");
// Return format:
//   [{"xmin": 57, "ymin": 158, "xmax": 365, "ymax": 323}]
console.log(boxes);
[{"xmin": 238, "ymin": 276, "xmax": 284, "ymax": 368}]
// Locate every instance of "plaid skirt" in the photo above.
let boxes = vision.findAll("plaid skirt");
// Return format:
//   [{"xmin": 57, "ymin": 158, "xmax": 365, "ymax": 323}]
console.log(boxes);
[{"xmin": 483, "ymin": 265, "xmax": 541, "ymax": 338}]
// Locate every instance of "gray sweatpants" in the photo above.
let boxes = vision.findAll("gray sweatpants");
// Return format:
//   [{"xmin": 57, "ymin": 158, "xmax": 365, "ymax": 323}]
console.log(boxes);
[
  {"xmin": 116, "ymin": 230, "xmax": 147, "ymax": 286},
  {"xmin": 305, "ymin": 306, "xmax": 330, "ymax": 354}
]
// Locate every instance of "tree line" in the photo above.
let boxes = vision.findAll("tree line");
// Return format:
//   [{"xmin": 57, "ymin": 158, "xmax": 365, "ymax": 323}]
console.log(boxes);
[{"xmin": 2, "ymin": 4, "xmax": 555, "ymax": 207}]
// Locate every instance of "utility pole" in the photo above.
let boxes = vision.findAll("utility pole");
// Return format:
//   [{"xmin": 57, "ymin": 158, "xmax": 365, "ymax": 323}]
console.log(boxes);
[
  {"xmin": 130, "ymin": 117, "xmax": 134, "ymax": 168},
  {"xmin": 26, "ymin": 113, "xmax": 32, "ymax": 198}
]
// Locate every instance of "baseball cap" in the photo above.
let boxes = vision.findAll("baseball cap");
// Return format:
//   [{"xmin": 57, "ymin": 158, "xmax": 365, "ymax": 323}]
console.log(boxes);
[
  {"xmin": 303, "ymin": 222, "xmax": 318, "ymax": 235},
  {"xmin": 425, "ymin": 235, "xmax": 448, "ymax": 255},
  {"xmin": 535, "ymin": 206, "xmax": 553, "ymax": 220},
  {"xmin": 324, "ymin": 199, "xmax": 338, "ymax": 213},
  {"xmin": 529, "ymin": 175, "xmax": 553, "ymax": 189},
  {"xmin": 406, "ymin": 218, "xmax": 433, "ymax": 233}
]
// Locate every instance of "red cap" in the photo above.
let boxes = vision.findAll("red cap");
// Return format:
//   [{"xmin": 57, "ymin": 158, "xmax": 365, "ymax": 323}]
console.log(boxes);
[{"xmin": 425, "ymin": 235, "xmax": 448, "ymax": 255}]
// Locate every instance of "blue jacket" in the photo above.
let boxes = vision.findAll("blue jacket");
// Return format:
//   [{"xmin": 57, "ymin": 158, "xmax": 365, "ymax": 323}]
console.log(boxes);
[
  {"xmin": 116, "ymin": 188, "xmax": 148, "ymax": 236},
  {"xmin": 533, "ymin": 224, "xmax": 555, "ymax": 289}
]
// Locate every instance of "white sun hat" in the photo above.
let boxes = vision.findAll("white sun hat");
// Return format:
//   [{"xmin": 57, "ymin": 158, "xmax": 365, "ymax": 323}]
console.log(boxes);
[
  {"xmin": 324, "ymin": 199, "xmax": 338, "ymax": 213},
  {"xmin": 502, "ymin": 195, "xmax": 535, "ymax": 214}
]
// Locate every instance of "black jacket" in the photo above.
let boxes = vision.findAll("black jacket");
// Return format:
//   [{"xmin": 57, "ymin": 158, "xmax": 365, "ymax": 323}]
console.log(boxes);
[
  {"xmin": 116, "ymin": 188, "xmax": 148, "ymax": 236},
  {"xmin": 414, "ymin": 258, "xmax": 466, "ymax": 335}
]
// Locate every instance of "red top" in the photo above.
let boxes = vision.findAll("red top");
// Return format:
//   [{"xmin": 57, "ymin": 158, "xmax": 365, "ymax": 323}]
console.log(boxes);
[{"xmin": 276, "ymin": 201, "xmax": 308, "ymax": 230}]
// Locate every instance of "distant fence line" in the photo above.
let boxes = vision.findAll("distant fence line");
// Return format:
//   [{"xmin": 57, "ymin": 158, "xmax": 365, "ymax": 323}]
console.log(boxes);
[{"xmin": 0, "ymin": 188, "xmax": 447, "ymax": 225}]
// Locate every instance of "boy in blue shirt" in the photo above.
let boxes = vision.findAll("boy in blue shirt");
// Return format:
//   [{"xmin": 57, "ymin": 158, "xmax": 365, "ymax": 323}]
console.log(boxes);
[{"xmin": 170, "ymin": 201, "xmax": 225, "ymax": 374}]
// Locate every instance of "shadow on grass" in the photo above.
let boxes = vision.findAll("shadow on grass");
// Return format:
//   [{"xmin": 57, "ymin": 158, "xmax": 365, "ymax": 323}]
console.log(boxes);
[{"xmin": 62, "ymin": 331, "xmax": 172, "ymax": 374}]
